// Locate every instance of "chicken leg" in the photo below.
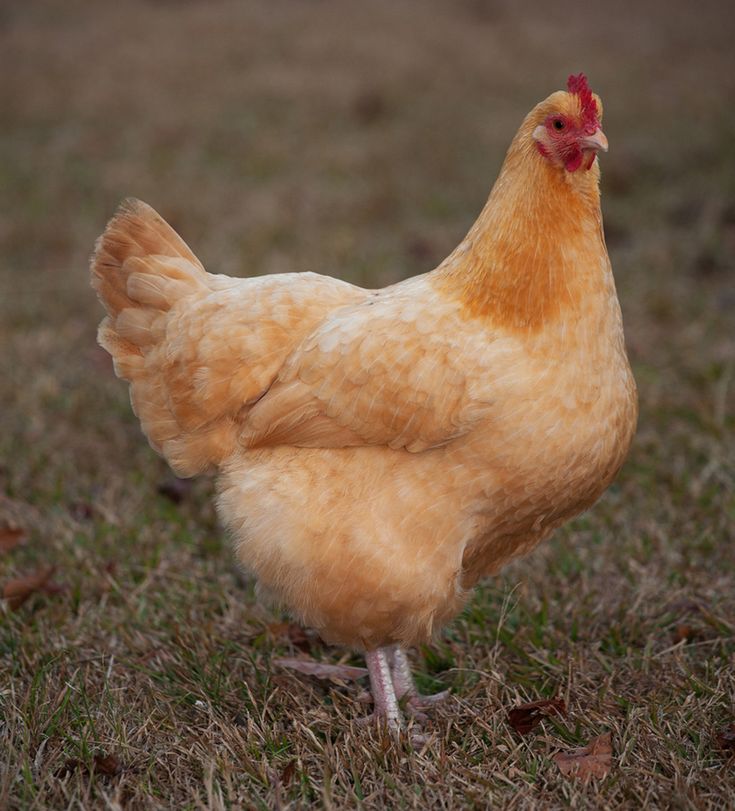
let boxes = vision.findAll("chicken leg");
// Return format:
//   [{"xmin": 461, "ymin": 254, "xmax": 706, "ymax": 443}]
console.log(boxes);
[
  {"xmin": 364, "ymin": 648, "xmax": 401, "ymax": 728},
  {"xmin": 363, "ymin": 646, "xmax": 450, "ymax": 728}
]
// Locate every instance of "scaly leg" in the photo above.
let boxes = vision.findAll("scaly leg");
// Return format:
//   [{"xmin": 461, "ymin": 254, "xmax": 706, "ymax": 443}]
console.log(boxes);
[
  {"xmin": 363, "ymin": 647, "xmax": 401, "ymax": 729},
  {"xmin": 389, "ymin": 647, "xmax": 450, "ymax": 711}
]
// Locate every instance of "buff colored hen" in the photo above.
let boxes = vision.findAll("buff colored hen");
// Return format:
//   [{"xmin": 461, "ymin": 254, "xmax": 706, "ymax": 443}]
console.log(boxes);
[{"xmin": 91, "ymin": 74, "xmax": 637, "ymax": 728}]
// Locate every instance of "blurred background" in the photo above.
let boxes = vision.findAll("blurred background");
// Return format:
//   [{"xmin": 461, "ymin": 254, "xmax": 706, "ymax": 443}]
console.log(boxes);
[{"xmin": 1, "ymin": 0, "xmax": 734, "ymax": 805}]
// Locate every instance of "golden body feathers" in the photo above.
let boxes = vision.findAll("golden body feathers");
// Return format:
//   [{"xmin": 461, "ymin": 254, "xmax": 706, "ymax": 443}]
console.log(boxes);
[{"xmin": 91, "ymin": 87, "xmax": 637, "ymax": 651}]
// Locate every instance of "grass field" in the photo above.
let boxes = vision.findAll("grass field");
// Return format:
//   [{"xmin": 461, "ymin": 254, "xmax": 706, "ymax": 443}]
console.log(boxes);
[{"xmin": 1, "ymin": 0, "xmax": 734, "ymax": 808}]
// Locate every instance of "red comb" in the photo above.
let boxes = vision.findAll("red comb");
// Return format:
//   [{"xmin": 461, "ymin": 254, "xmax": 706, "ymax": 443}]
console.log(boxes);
[{"xmin": 567, "ymin": 73, "xmax": 599, "ymax": 133}]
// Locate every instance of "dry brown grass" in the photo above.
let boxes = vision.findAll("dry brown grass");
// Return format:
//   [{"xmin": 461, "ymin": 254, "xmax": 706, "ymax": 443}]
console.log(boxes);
[{"xmin": 1, "ymin": 0, "xmax": 734, "ymax": 808}]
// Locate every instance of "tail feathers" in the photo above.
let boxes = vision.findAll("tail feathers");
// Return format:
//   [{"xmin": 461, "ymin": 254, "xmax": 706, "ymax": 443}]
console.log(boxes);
[
  {"xmin": 91, "ymin": 198, "xmax": 206, "ymax": 320},
  {"xmin": 91, "ymin": 199, "xmax": 224, "ymax": 475}
]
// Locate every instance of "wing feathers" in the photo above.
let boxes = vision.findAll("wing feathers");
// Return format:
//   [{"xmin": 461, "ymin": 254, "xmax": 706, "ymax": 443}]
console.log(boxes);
[
  {"xmin": 244, "ymin": 283, "xmax": 492, "ymax": 451},
  {"xmin": 92, "ymin": 199, "xmax": 366, "ymax": 474}
]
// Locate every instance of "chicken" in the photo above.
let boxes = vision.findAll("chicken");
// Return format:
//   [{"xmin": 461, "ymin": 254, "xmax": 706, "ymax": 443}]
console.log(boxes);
[{"xmin": 91, "ymin": 74, "xmax": 637, "ymax": 728}]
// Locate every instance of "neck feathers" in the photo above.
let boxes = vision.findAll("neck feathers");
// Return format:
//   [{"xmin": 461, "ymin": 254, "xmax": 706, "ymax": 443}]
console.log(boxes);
[{"xmin": 437, "ymin": 120, "xmax": 606, "ymax": 333}]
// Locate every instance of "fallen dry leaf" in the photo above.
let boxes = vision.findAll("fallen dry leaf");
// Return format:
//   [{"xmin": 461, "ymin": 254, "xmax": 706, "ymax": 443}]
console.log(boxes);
[
  {"xmin": 716, "ymin": 723, "xmax": 735, "ymax": 755},
  {"xmin": 673, "ymin": 624, "xmax": 698, "ymax": 643},
  {"xmin": 3, "ymin": 566, "xmax": 61, "ymax": 610},
  {"xmin": 0, "ymin": 526, "xmax": 27, "ymax": 553},
  {"xmin": 56, "ymin": 753, "xmax": 122, "ymax": 778},
  {"xmin": 553, "ymin": 733, "xmax": 613, "ymax": 781},
  {"xmin": 274, "ymin": 657, "xmax": 368, "ymax": 682},
  {"xmin": 93, "ymin": 754, "xmax": 122, "ymax": 776},
  {"xmin": 508, "ymin": 698, "xmax": 566, "ymax": 735},
  {"xmin": 280, "ymin": 759, "xmax": 297, "ymax": 785},
  {"xmin": 268, "ymin": 621, "xmax": 315, "ymax": 652}
]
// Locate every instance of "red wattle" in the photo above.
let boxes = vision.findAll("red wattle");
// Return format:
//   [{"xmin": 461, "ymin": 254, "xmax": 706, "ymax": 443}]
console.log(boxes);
[{"xmin": 564, "ymin": 149, "xmax": 583, "ymax": 172}]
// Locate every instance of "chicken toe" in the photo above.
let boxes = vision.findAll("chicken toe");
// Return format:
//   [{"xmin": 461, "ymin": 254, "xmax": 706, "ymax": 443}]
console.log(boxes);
[{"xmin": 389, "ymin": 647, "xmax": 450, "ymax": 712}]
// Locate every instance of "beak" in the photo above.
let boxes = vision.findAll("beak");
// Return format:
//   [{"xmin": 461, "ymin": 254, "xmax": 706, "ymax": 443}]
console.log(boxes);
[{"xmin": 580, "ymin": 127, "xmax": 608, "ymax": 153}]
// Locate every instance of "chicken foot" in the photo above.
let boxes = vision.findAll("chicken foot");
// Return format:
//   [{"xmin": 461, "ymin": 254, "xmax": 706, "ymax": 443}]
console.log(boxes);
[
  {"xmin": 361, "ymin": 646, "xmax": 449, "ymax": 730},
  {"xmin": 388, "ymin": 646, "xmax": 451, "ymax": 712}
]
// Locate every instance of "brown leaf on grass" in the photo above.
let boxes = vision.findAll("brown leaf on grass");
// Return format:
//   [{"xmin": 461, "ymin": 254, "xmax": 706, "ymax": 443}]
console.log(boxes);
[
  {"xmin": 0, "ymin": 526, "xmax": 27, "ymax": 553},
  {"xmin": 3, "ymin": 566, "xmax": 61, "ymax": 610},
  {"xmin": 268, "ymin": 621, "xmax": 314, "ymax": 652},
  {"xmin": 274, "ymin": 657, "xmax": 368, "ymax": 683},
  {"xmin": 507, "ymin": 698, "xmax": 566, "ymax": 735},
  {"xmin": 93, "ymin": 754, "xmax": 122, "ymax": 776},
  {"xmin": 56, "ymin": 753, "xmax": 122, "ymax": 778},
  {"xmin": 673, "ymin": 623, "xmax": 698, "ymax": 643},
  {"xmin": 553, "ymin": 733, "xmax": 613, "ymax": 781},
  {"xmin": 715, "ymin": 723, "xmax": 735, "ymax": 755},
  {"xmin": 280, "ymin": 759, "xmax": 297, "ymax": 785}
]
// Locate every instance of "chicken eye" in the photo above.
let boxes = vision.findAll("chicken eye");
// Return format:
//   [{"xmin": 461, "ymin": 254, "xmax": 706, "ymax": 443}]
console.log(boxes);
[{"xmin": 552, "ymin": 119, "xmax": 565, "ymax": 131}]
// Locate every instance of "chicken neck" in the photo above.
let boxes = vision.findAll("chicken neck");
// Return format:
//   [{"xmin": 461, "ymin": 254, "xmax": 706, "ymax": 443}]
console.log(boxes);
[{"xmin": 435, "ymin": 122, "xmax": 607, "ymax": 335}]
